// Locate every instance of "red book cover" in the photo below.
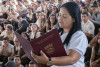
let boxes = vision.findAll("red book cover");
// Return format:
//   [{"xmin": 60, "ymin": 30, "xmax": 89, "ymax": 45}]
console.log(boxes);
[{"xmin": 15, "ymin": 29, "xmax": 67, "ymax": 67}]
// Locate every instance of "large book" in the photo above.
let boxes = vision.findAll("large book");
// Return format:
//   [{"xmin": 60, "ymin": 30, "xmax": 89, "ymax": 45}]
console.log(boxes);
[{"xmin": 15, "ymin": 29, "xmax": 67, "ymax": 67}]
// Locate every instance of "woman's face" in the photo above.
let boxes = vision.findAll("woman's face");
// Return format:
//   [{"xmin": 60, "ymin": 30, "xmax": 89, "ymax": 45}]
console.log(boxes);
[
  {"xmin": 52, "ymin": 6, "xmax": 57, "ymax": 14},
  {"xmin": 39, "ymin": 13, "xmax": 45, "ymax": 20},
  {"xmin": 58, "ymin": 7, "xmax": 74, "ymax": 29},
  {"xmin": 28, "ymin": 9, "xmax": 32, "ymax": 14},
  {"xmin": 31, "ymin": 24, "xmax": 38, "ymax": 32},
  {"xmin": 50, "ymin": 16, "xmax": 55, "ymax": 24},
  {"xmin": 5, "ymin": 28, "xmax": 12, "ymax": 33}
]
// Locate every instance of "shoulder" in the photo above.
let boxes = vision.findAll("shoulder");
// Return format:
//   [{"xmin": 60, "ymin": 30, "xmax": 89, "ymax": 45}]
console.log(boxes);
[
  {"xmin": 8, "ymin": 44, "xmax": 14, "ymax": 48},
  {"xmin": 71, "ymin": 30, "xmax": 86, "ymax": 39}
]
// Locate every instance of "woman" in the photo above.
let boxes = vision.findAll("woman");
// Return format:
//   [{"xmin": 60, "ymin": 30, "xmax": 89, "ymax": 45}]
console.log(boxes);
[
  {"xmin": 0, "ymin": 24, "xmax": 15, "ymax": 43},
  {"xmin": 90, "ymin": 34, "xmax": 100, "ymax": 67},
  {"xmin": 31, "ymin": 2, "xmax": 88, "ymax": 67},
  {"xmin": 29, "ymin": 23, "xmax": 41, "ymax": 40},
  {"xmin": 26, "ymin": 7, "xmax": 36, "ymax": 23},
  {"xmin": 46, "ymin": 14, "xmax": 57, "ymax": 32},
  {"xmin": 36, "ymin": 12, "xmax": 46, "ymax": 33}
]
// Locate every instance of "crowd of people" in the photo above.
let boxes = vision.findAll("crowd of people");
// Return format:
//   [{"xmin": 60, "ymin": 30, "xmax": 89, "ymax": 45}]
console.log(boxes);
[{"xmin": 0, "ymin": 0, "xmax": 100, "ymax": 67}]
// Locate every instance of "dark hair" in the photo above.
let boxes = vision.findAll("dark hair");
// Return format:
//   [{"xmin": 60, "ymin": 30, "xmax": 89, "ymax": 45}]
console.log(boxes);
[
  {"xmin": 83, "ymin": 6, "xmax": 88, "ymax": 11},
  {"xmin": 81, "ymin": 12, "xmax": 88, "ymax": 16},
  {"xmin": 47, "ymin": 14, "xmax": 57, "ymax": 29},
  {"xmin": 58, "ymin": 0, "xmax": 63, "ymax": 1},
  {"xmin": 17, "ymin": 0, "xmax": 22, "ymax": 2},
  {"xmin": 4, "ymin": 21, "xmax": 10, "ymax": 24},
  {"xmin": 52, "ymin": 6, "xmax": 59, "ymax": 13},
  {"xmin": 21, "ymin": 32, "xmax": 30, "ymax": 41},
  {"xmin": 14, "ymin": 55, "xmax": 21, "ymax": 59},
  {"xmin": 2, "ymin": 1, "xmax": 7, "ymax": 5},
  {"xmin": 3, "ymin": 37, "xmax": 9, "ymax": 41},
  {"xmin": 17, "ymin": 16, "xmax": 22, "ymax": 19},
  {"xmin": 59, "ymin": 2, "xmax": 82, "ymax": 45}
]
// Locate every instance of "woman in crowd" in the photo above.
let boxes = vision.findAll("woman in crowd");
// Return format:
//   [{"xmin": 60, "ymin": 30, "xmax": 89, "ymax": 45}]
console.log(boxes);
[
  {"xmin": 28, "ymin": 23, "xmax": 41, "ymax": 40},
  {"xmin": 36, "ymin": 12, "xmax": 46, "ymax": 33},
  {"xmin": 31, "ymin": 2, "xmax": 88, "ymax": 67},
  {"xmin": 46, "ymin": 14, "xmax": 57, "ymax": 32},
  {"xmin": 26, "ymin": 7, "xmax": 36, "ymax": 23},
  {"xmin": 90, "ymin": 34, "xmax": 100, "ymax": 67}
]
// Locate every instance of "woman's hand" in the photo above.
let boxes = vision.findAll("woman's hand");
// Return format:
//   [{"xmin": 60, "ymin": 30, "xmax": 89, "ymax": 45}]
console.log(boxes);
[{"xmin": 31, "ymin": 50, "xmax": 49, "ymax": 64}]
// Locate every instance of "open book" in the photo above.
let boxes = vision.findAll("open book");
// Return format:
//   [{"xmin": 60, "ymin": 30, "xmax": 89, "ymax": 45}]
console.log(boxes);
[{"xmin": 14, "ymin": 29, "xmax": 67, "ymax": 67}]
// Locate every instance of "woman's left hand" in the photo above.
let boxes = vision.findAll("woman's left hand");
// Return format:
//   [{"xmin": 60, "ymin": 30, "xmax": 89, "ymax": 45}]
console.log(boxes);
[{"xmin": 31, "ymin": 50, "xmax": 49, "ymax": 64}]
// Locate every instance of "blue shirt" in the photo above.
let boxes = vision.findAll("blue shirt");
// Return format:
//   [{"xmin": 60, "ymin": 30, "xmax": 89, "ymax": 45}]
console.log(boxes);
[{"xmin": 51, "ymin": 31, "xmax": 88, "ymax": 67}]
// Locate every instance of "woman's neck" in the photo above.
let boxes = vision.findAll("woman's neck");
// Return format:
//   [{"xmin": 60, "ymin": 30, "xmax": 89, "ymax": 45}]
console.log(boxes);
[{"xmin": 63, "ymin": 28, "xmax": 70, "ymax": 34}]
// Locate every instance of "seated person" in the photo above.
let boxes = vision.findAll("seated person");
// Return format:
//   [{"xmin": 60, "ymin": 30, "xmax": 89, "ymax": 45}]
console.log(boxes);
[
  {"xmin": 81, "ymin": 12, "xmax": 95, "ymax": 42},
  {"xmin": 14, "ymin": 55, "xmax": 24, "ymax": 67},
  {"xmin": 28, "ymin": 23, "xmax": 41, "ymax": 40},
  {"xmin": 17, "ymin": 16, "xmax": 29, "ymax": 34},
  {"xmin": 0, "ymin": 24, "xmax": 15, "ymax": 44},
  {"xmin": 90, "ymin": 34, "xmax": 100, "ymax": 67},
  {"xmin": 0, "ymin": 37, "xmax": 14, "ymax": 66}
]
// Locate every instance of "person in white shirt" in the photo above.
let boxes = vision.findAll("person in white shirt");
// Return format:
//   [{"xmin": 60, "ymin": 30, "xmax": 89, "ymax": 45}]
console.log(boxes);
[
  {"xmin": 0, "ymin": 1, "xmax": 9, "ymax": 14},
  {"xmin": 0, "ymin": 37, "xmax": 14, "ymax": 66},
  {"xmin": 31, "ymin": 2, "xmax": 88, "ymax": 67},
  {"xmin": 81, "ymin": 12, "xmax": 95, "ymax": 42},
  {"xmin": 16, "ymin": 0, "xmax": 27, "ymax": 14},
  {"xmin": 14, "ymin": 55, "xmax": 24, "ymax": 67}
]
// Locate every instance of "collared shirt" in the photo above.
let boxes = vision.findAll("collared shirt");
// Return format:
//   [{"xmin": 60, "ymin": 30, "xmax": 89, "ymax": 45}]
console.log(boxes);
[
  {"xmin": 51, "ymin": 31, "xmax": 88, "ymax": 67},
  {"xmin": 91, "ymin": 12, "xmax": 100, "ymax": 25},
  {"xmin": 81, "ymin": 20, "xmax": 95, "ymax": 36},
  {"xmin": 0, "ymin": 41, "xmax": 14, "ymax": 56}
]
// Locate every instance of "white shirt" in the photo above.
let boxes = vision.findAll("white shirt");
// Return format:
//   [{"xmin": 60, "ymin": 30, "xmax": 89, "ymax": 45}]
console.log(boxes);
[
  {"xmin": 51, "ymin": 31, "xmax": 88, "ymax": 67},
  {"xmin": 0, "ymin": 5, "xmax": 9, "ymax": 13},
  {"xmin": 17, "ymin": 4, "xmax": 26, "ymax": 12},
  {"xmin": 0, "ymin": 42, "xmax": 14, "ymax": 56},
  {"xmin": 81, "ymin": 20, "xmax": 95, "ymax": 36}
]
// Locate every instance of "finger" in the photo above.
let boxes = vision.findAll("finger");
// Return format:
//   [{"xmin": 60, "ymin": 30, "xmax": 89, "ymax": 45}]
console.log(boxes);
[
  {"xmin": 40, "ymin": 50, "xmax": 45, "ymax": 56},
  {"xmin": 31, "ymin": 51, "xmax": 37, "ymax": 58}
]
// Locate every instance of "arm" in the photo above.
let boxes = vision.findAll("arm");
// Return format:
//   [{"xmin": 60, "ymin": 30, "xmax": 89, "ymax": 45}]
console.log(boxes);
[
  {"xmin": 21, "ymin": 54, "xmax": 27, "ymax": 59},
  {"xmin": 89, "ymin": 35, "xmax": 98, "ymax": 47},
  {"xmin": 31, "ymin": 49, "xmax": 81, "ymax": 65},
  {"xmin": 0, "ymin": 46, "xmax": 4, "ymax": 56},
  {"xmin": 90, "ymin": 47, "xmax": 95, "ymax": 65},
  {"xmin": 51, "ymin": 49, "xmax": 81, "ymax": 65},
  {"xmin": 85, "ymin": 33, "xmax": 92, "ymax": 37}
]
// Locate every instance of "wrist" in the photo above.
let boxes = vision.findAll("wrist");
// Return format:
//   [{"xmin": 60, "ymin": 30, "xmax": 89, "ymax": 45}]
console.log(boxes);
[{"xmin": 47, "ymin": 57, "xmax": 52, "ymax": 66}]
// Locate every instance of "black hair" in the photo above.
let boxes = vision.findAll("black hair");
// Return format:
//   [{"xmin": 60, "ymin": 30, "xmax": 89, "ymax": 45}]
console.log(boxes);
[
  {"xmin": 81, "ymin": 12, "xmax": 88, "ymax": 16},
  {"xmin": 52, "ymin": 6, "xmax": 59, "ymax": 13},
  {"xmin": 2, "ymin": 1, "xmax": 7, "ymax": 5},
  {"xmin": 83, "ymin": 6, "xmax": 88, "ymax": 11},
  {"xmin": 59, "ymin": 2, "xmax": 82, "ymax": 45},
  {"xmin": 21, "ymin": 32, "xmax": 30, "ymax": 41},
  {"xmin": 3, "ymin": 37, "xmax": 9, "ymax": 41},
  {"xmin": 47, "ymin": 14, "xmax": 57, "ymax": 29},
  {"xmin": 17, "ymin": 0, "xmax": 22, "ymax": 2},
  {"xmin": 17, "ymin": 16, "xmax": 22, "ymax": 19},
  {"xmin": 14, "ymin": 55, "xmax": 21, "ymax": 59},
  {"xmin": 58, "ymin": 0, "xmax": 63, "ymax": 1}
]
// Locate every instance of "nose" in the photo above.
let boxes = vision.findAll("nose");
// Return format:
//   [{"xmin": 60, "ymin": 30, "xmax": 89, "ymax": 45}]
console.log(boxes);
[{"xmin": 58, "ymin": 16, "xmax": 63, "ymax": 22}]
